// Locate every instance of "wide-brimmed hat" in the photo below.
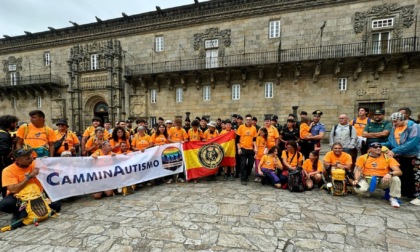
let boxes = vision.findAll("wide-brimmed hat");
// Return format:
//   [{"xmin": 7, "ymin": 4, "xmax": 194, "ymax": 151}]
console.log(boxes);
[
  {"xmin": 207, "ymin": 121, "xmax": 217, "ymax": 128},
  {"xmin": 55, "ymin": 119, "xmax": 69, "ymax": 127}
]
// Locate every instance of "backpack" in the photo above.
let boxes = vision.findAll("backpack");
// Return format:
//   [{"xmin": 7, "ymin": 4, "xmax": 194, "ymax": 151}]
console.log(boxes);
[
  {"xmin": 1, "ymin": 183, "xmax": 56, "ymax": 232},
  {"xmin": 329, "ymin": 168, "xmax": 347, "ymax": 196},
  {"xmin": 288, "ymin": 168, "xmax": 306, "ymax": 192},
  {"xmin": 351, "ymin": 118, "xmax": 371, "ymax": 126},
  {"xmin": 332, "ymin": 124, "xmax": 353, "ymax": 138}
]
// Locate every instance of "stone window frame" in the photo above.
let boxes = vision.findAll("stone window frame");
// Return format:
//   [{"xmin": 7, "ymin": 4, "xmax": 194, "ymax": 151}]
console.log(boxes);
[
  {"xmin": 44, "ymin": 52, "xmax": 51, "ymax": 66},
  {"xmin": 155, "ymin": 36, "xmax": 164, "ymax": 52},
  {"xmin": 203, "ymin": 85, "xmax": 211, "ymax": 101},
  {"xmin": 232, "ymin": 84, "xmax": 240, "ymax": 100},
  {"xmin": 175, "ymin": 87, "xmax": 183, "ymax": 103},
  {"xmin": 37, "ymin": 96, "xmax": 42, "ymax": 108},
  {"xmin": 372, "ymin": 18, "xmax": 394, "ymax": 30},
  {"xmin": 150, "ymin": 89, "xmax": 157, "ymax": 103},
  {"xmin": 90, "ymin": 54, "xmax": 98, "ymax": 70},
  {"xmin": 10, "ymin": 71, "xmax": 17, "ymax": 86},
  {"xmin": 264, "ymin": 82, "xmax": 274, "ymax": 98},
  {"xmin": 269, "ymin": 20, "xmax": 281, "ymax": 39},
  {"xmin": 338, "ymin": 78, "xmax": 348, "ymax": 91},
  {"xmin": 149, "ymin": 117, "xmax": 156, "ymax": 127}
]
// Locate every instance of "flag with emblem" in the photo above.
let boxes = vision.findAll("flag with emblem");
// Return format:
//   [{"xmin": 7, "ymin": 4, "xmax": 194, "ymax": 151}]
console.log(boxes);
[{"xmin": 183, "ymin": 131, "xmax": 236, "ymax": 180}]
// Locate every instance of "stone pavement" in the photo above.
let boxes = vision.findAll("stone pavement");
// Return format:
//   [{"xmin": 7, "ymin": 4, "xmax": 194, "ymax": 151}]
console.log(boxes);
[{"xmin": 0, "ymin": 177, "xmax": 419, "ymax": 251}]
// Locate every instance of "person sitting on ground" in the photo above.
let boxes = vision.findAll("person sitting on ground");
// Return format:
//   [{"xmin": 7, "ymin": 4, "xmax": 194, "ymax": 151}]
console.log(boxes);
[
  {"xmin": 353, "ymin": 142, "xmax": 403, "ymax": 208},
  {"xmin": 258, "ymin": 146, "xmax": 283, "ymax": 189},
  {"xmin": 323, "ymin": 142, "xmax": 352, "ymax": 183},
  {"xmin": 280, "ymin": 140, "xmax": 304, "ymax": 186},
  {"xmin": 91, "ymin": 141, "xmax": 116, "ymax": 199},
  {"xmin": 0, "ymin": 149, "xmax": 61, "ymax": 224},
  {"xmin": 302, "ymin": 151, "xmax": 323, "ymax": 190}
]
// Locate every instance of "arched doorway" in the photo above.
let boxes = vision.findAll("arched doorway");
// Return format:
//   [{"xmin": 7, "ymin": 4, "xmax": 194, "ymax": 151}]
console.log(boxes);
[{"xmin": 94, "ymin": 101, "xmax": 109, "ymax": 124}]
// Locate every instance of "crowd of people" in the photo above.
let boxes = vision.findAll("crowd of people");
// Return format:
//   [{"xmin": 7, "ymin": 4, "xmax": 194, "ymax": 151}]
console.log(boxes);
[{"xmin": 0, "ymin": 107, "xmax": 419, "ymax": 226}]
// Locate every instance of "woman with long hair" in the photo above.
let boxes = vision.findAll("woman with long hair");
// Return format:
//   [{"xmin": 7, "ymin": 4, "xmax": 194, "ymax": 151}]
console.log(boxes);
[
  {"xmin": 258, "ymin": 146, "xmax": 283, "ymax": 188},
  {"xmin": 254, "ymin": 127, "xmax": 268, "ymax": 183},
  {"xmin": 151, "ymin": 124, "xmax": 169, "ymax": 146},
  {"xmin": 302, "ymin": 151, "xmax": 323, "ymax": 189},
  {"xmin": 280, "ymin": 140, "xmax": 304, "ymax": 186},
  {"xmin": 109, "ymin": 126, "xmax": 130, "ymax": 153}
]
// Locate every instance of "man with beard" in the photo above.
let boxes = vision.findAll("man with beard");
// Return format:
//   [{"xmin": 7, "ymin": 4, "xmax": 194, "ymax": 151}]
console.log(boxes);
[
  {"xmin": 362, "ymin": 109, "xmax": 391, "ymax": 146},
  {"xmin": 0, "ymin": 115, "xmax": 19, "ymax": 197}
]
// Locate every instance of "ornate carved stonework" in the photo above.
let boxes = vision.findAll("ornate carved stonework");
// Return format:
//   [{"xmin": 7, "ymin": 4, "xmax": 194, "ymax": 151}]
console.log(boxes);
[
  {"xmin": 357, "ymin": 89, "xmax": 366, "ymax": 96},
  {"xmin": 194, "ymin": 27, "xmax": 231, "ymax": 59},
  {"xmin": 80, "ymin": 73, "xmax": 108, "ymax": 90},
  {"xmin": 130, "ymin": 95, "xmax": 145, "ymax": 116},
  {"xmin": 2, "ymin": 56, "xmax": 22, "ymax": 74},
  {"xmin": 51, "ymin": 99, "xmax": 65, "ymax": 120},
  {"xmin": 354, "ymin": 3, "xmax": 415, "ymax": 34}
]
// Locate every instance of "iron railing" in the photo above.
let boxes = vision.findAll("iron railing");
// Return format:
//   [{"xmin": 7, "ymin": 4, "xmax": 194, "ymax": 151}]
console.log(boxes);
[
  {"xmin": 0, "ymin": 74, "xmax": 62, "ymax": 87},
  {"xmin": 126, "ymin": 37, "xmax": 420, "ymax": 76}
]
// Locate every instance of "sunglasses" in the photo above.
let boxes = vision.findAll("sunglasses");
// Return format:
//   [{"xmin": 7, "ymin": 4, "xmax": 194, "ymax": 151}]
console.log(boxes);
[{"xmin": 371, "ymin": 145, "xmax": 382, "ymax": 149}]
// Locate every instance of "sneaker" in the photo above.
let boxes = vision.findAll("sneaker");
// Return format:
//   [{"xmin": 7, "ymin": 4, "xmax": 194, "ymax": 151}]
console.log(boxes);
[
  {"xmin": 410, "ymin": 198, "xmax": 420, "ymax": 206},
  {"xmin": 254, "ymin": 177, "xmax": 259, "ymax": 182},
  {"xmin": 177, "ymin": 178, "xmax": 185, "ymax": 183},
  {"xmin": 229, "ymin": 175, "xmax": 235, "ymax": 181},
  {"xmin": 167, "ymin": 178, "xmax": 173, "ymax": 184},
  {"xmin": 390, "ymin": 197, "xmax": 400, "ymax": 208}
]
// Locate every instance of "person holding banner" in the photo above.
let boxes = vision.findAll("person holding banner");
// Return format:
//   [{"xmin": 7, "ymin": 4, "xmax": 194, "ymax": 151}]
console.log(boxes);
[
  {"xmin": 187, "ymin": 120, "xmax": 203, "ymax": 142},
  {"xmin": 109, "ymin": 126, "xmax": 131, "ymax": 153},
  {"xmin": 220, "ymin": 120, "xmax": 235, "ymax": 181},
  {"xmin": 117, "ymin": 142, "xmax": 132, "ymax": 155},
  {"xmin": 203, "ymin": 121, "xmax": 219, "ymax": 141},
  {"xmin": 91, "ymin": 141, "xmax": 116, "ymax": 199},
  {"xmin": 81, "ymin": 117, "xmax": 107, "ymax": 156},
  {"xmin": 85, "ymin": 127, "xmax": 106, "ymax": 156},
  {"xmin": 131, "ymin": 126, "xmax": 152, "ymax": 152},
  {"xmin": 168, "ymin": 118, "xmax": 188, "ymax": 143},
  {"xmin": 151, "ymin": 124, "xmax": 169, "ymax": 147}
]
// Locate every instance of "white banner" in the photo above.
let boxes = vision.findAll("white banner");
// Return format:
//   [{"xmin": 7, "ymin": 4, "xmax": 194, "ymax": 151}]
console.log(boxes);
[{"xmin": 36, "ymin": 143, "xmax": 184, "ymax": 201}]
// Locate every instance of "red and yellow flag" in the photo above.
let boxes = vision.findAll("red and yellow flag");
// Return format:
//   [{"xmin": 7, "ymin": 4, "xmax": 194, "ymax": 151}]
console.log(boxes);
[{"xmin": 183, "ymin": 131, "xmax": 236, "ymax": 180}]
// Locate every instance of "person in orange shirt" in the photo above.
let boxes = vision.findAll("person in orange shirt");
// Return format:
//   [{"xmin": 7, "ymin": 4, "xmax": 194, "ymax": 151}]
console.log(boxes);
[
  {"xmin": 280, "ymin": 140, "xmax": 304, "ymax": 185},
  {"xmin": 258, "ymin": 146, "xmax": 283, "ymax": 189},
  {"xmin": 299, "ymin": 117, "xmax": 313, "ymax": 159},
  {"xmin": 259, "ymin": 116, "xmax": 279, "ymax": 150},
  {"xmin": 237, "ymin": 114, "xmax": 258, "ymax": 185},
  {"xmin": 82, "ymin": 117, "xmax": 107, "ymax": 156},
  {"xmin": 109, "ymin": 126, "xmax": 130, "ymax": 153},
  {"xmin": 0, "ymin": 149, "xmax": 61, "ymax": 223},
  {"xmin": 302, "ymin": 151, "xmax": 323, "ymax": 189},
  {"xmin": 254, "ymin": 127, "xmax": 268, "ymax": 183},
  {"xmin": 168, "ymin": 118, "xmax": 188, "ymax": 143},
  {"xmin": 91, "ymin": 141, "xmax": 116, "ymax": 199},
  {"xmin": 203, "ymin": 121, "xmax": 219, "ymax": 141},
  {"xmin": 188, "ymin": 120, "xmax": 203, "ymax": 142},
  {"xmin": 323, "ymin": 142, "xmax": 352, "ymax": 182},
  {"xmin": 116, "ymin": 141, "xmax": 132, "ymax": 155},
  {"xmin": 353, "ymin": 142, "xmax": 402, "ymax": 208},
  {"xmin": 16, "ymin": 110, "xmax": 56, "ymax": 157},
  {"xmin": 221, "ymin": 120, "xmax": 235, "ymax": 181},
  {"xmin": 151, "ymin": 124, "xmax": 169, "ymax": 146},
  {"xmin": 85, "ymin": 127, "xmax": 106, "ymax": 155},
  {"xmin": 131, "ymin": 126, "xmax": 152, "ymax": 152},
  {"xmin": 54, "ymin": 119, "xmax": 80, "ymax": 157},
  {"xmin": 350, "ymin": 107, "xmax": 371, "ymax": 154}
]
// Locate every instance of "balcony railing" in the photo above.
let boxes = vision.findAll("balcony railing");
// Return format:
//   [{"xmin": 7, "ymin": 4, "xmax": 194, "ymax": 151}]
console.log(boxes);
[
  {"xmin": 126, "ymin": 37, "xmax": 420, "ymax": 76},
  {"xmin": 0, "ymin": 74, "xmax": 63, "ymax": 87}
]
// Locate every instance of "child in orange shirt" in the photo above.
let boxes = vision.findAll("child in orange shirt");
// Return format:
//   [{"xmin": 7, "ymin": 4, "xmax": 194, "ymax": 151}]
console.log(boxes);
[{"xmin": 254, "ymin": 127, "xmax": 268, "ymax": 183}]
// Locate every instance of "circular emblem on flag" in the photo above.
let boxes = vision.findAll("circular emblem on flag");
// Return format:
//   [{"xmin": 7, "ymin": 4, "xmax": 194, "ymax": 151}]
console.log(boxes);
[
  {"xmin": 198, "ymin": 143, "xmax": 225, "ymax": 169},
  {"xmin": 162, "ymin": 147, "xmax": 183, "ymax": 171}
]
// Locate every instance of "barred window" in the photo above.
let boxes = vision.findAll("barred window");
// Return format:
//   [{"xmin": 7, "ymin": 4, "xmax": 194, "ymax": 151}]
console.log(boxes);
[
  {"xmin": 372, "ymin": 18, "xmax": 394, "ymax": 29},
  {"xmin": 151, "ymin": 89, "xmax": 157, "ymax": 103},
  {"xmin": 265, "ymin": 82, "xmax": 273, "ymax": 98},
  {"xmin": 338, "ymin": 78, "xmax": 347, "ymax": 91},
  {"xmin": 232, "ymin": 84, "xmax": 240, "ymax": 100},
  {"xmin": 269, "ymin": 20, "xmax": 280, "ymax": 38},
  {"xmin": 203, "ymin": 86, "xmax": 211, "ymax": 101}
]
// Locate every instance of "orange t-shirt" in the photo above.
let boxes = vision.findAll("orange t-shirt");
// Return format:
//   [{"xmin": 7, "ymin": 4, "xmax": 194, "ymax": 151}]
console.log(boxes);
[
  {"xmin": 54, "ymin": 130, "xmax": 80, "ymax": 155},
  {"xmin": 255, "ymin": 136, "xmax": 267, "ymax": 160},
  {"xmin": 394, "ymin": 125, "xmax": 407, "ymax": 145},
  {"xmin": 302, "ymin": 159, "xmax": 323, "ymax": 173},
  {"xmin": 109, "ymin": 138, "xmax": 130, "ymax": 153},
  {"xmin": 188, "ymin": 128, "xmax": 203, "ymax": 142},
  {"xmin": 220, "ymin": 129, "xmax": 233, "ymax": 135},
  {"xmin": 356, "ymin": 154, "xmax": 399, "ymax": 177},
  {"xmin": 91, "ymin": 149, "xmax": 112, "ymax": 157},
  {"xmin": 151, "ymin": 133, "xmax": 169, "ymax": 146},
  {"xmin": 85, "ymin": 137, "xmax": 106, "ymax": 153},
  {"xmin": 323, "ymin": 151, "xmax": 352, "ymax": 166},
  {"xmin": 116, "ymin": 149, "xmax": 133, "ymax": 154},
  {"xmin": 260, "ymin": 154, "xmax": 282, "ymax": 170},
  {"xmin": 168, "ymin": 127, "xmax": 188, "ymax": 142},
  {"xmin": 2, "ymin": 162, "xmax": 43, "ymax": 195},
  {"xmin": 83, "ymin": 126, "xmax": 109, "ymax": 140},
  {"xmin": 131, "ymin": 134, "xmax": 152, "ymax": 150},
  {"xmin": 237, "ymin": 125, "xmax": 258, "ymax": 149},
  {"xmin": 17, "ymin": 123, "xmax": 56, "ymax": 148},
  {"xmin": 203, "ymin": 129, "xmax": 219, "ymax": 141},
  {"xmin": 259, "ymin": 126, "xmax": 279, "ymax": 149},
  {"xmin": 300, "ymin": 123, "xmax": 311, "ymax": 139},
  {"xmin": 350, "ymin": 117, "xmax": 369, "ymax": 137},
  {"xmin": 281, "ymin": 150, "xmax": 303, "ymax": 167}
]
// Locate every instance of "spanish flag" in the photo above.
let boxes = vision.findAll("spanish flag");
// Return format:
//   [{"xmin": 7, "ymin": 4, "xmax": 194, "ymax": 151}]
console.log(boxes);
[{"xmin": 183, "ymin": 131, "xmax": 236, "ymax": 180}]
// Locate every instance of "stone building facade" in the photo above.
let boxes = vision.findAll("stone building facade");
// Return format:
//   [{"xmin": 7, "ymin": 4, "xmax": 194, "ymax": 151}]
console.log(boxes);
[{"xmin": 0, "ymin": 0, "xmax": 419, "ymax": 133}]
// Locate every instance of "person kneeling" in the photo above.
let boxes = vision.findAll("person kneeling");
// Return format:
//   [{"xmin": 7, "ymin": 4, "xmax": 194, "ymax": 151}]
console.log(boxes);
[
  {"xmin": 91, "ymin": 141, "xmax": 116, "ymax": 199},
  {"xmin": 353, "ymin": 142, "xmax": 402, "ymax": 208},
  {"xmin": 258, "ymin": 146, "xmax": 283, "ymax": 189}
]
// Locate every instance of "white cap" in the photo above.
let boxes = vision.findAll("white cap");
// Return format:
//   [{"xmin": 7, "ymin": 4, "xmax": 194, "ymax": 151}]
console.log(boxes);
[{"xmin": 165, "ymin": 120, "xmax": 173, "ymax": 124}]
